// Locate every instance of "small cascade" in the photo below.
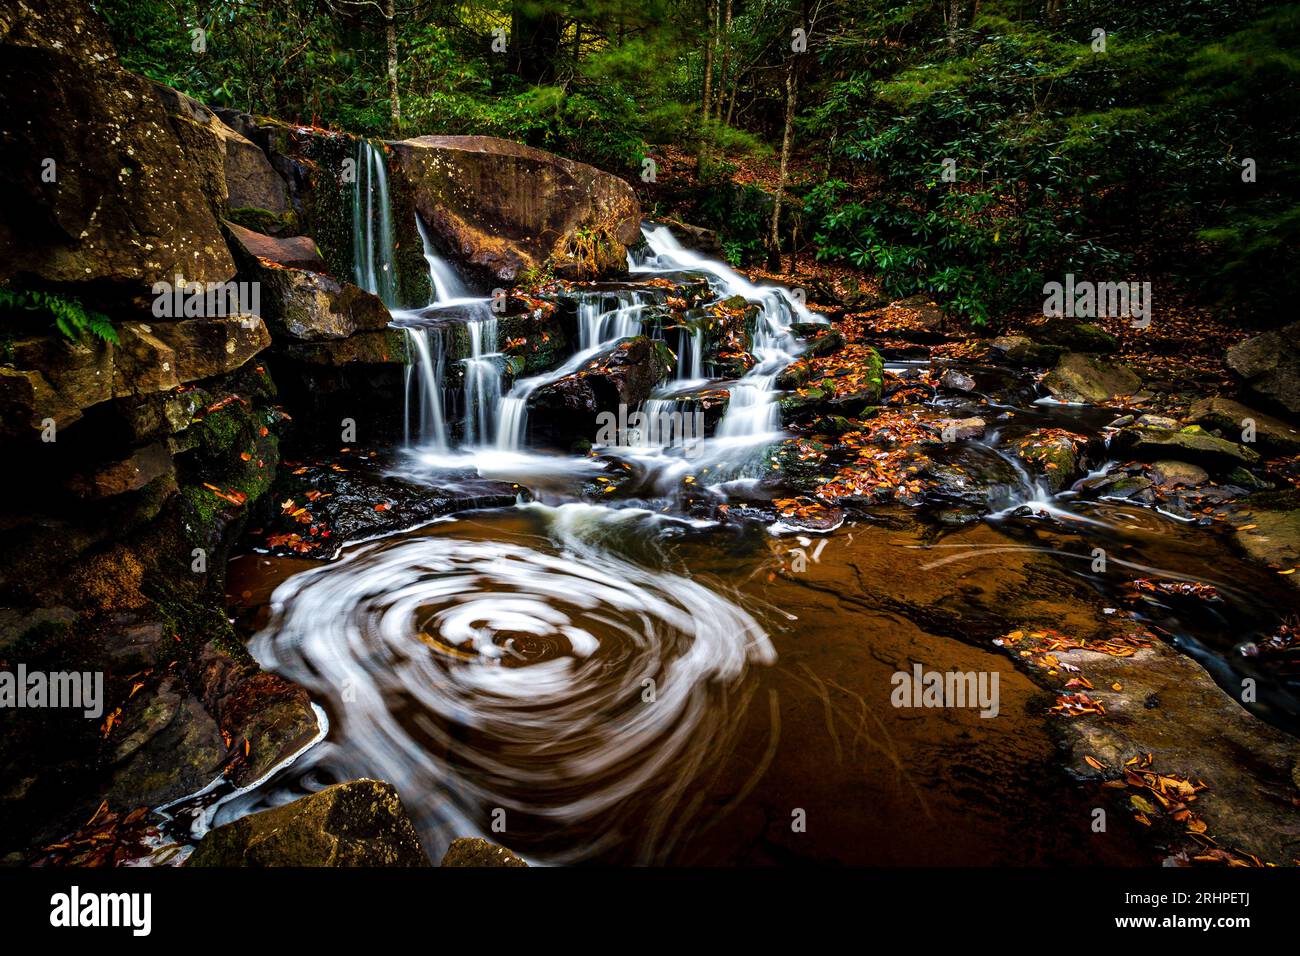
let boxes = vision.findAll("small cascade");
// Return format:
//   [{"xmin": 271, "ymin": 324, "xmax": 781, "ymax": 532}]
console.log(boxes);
[
  {"xmin": 462, "ymin": 313, "xmax": 502, "ymax": 446},
  {"xmin": 676, "ymin": 326, "xmax": 705, "ymax": 382},
  {"xmin": 352, "ymin": 139, "xmax": 398, "ymax": 308},
  {"xmin": 416, "ymin": 215, "xmax": 472, "ymax": 305},
  {"xmin": 403, "ymin": 327, "xmax": 449, "ymax": 450},
  {"xmin": 497, "ymin": 292, "xmax": 651, "ymax": 451},
  {"xmin": 633, "ymin": 224, "xmax": 808, "ymax": 462}
]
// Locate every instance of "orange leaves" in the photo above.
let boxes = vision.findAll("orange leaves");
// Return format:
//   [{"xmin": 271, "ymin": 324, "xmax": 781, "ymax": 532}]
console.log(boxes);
[
  {"xmin": 1051, "ymin": 692, "xmax": 1106, "ymax": 717},
  {"xmin": 37, "ymin": 801, "xmax": 162, "ymax": 868},
  {"xmin": 202, "ymin": 483, "xmax": 247, "ymax": 507},
  {"xmin": 1128, "ymin": 578, "xmax": 1220, "ymax": 602}
]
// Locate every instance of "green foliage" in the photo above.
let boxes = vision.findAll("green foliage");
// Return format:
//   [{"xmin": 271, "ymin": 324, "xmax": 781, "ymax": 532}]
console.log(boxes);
[
  {"xmin": 802, "ymin": 1, "xmax": 1300, "ymax": 325},
  {"xmin": 0, "ymin": 289, "xmax": 119, "ymax": 344}
]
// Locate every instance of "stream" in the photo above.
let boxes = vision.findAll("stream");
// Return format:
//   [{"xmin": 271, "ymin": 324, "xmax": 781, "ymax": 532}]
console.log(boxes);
[{"xmin": 159, "ymin": 145, "xmax": 1298, "ymax": 865}]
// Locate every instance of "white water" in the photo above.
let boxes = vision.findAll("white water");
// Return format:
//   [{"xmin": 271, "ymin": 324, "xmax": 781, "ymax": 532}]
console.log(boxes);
[{"xmin": 352, "ymin": 140, "xmax": 397, "ymax": 307}]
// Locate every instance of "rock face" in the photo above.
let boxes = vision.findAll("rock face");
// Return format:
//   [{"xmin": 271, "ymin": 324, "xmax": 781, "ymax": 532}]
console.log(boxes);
[
  {"xmin": 0, "ymin": 0, "xmax": 235, "ymax": 290},
  {"xmin": 188, "ymin": 780, "xmax": 430, "ymax": 866},
  {"xmin": 1227, "ymin": 321, "xmax": 1300, "ymax": 415},
  {"xmin": 441, "ymin": 837, "xmax": 528, "ymax": 867},
  {"xmin": 152, "ymin": 85, "xmax": 291, "ymax": 220},
  {"xmin": 1043, "ymin": 353, "xmax": 1140, "ymax": 404},
  {"xmin": 387, "ymin": 135, "xmax": 641, "ymax": 286},
  {"xmin": 0, "ymin": 318, "xmax": 272, "ymax": 439}
]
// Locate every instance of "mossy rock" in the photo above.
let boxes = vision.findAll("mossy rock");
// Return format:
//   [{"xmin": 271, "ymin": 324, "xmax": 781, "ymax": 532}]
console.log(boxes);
[{"xmin": 188, "ymin": 779, "xmax": 429, "ymax": 867}]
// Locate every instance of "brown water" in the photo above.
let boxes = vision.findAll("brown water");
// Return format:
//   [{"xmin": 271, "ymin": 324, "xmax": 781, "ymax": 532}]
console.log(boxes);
[{"xmin": 222, "ymin": 486, "xmax": 1293, "ymax": 866}]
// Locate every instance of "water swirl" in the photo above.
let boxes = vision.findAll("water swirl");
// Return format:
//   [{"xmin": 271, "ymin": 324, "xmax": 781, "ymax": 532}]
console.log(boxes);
[{"xmin": 250, "ymin": 504, "xmax": 775, "ymax": 863}]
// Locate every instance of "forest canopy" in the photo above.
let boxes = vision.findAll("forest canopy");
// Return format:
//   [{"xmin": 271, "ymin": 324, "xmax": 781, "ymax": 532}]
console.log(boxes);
[{"xmin": 97, "ymin": 0, "xmax": 1300, "ymax": 326}]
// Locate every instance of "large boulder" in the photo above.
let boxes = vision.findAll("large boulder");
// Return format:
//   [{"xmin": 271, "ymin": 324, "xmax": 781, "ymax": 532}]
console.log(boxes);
[
  {"xmin": 187, "ymin": 779, "xmax": 429, "ymax": 866},
  {"xmin": 1110, "ymin": 425, "xmax": 1260, "ymax": 471},
  {"xmin": 1188, "ymin": 396, "xmax": 1300, "ymax": 456},
  {"xmin": 0, "ymin": 0, "xmax": 235, "ymax": 290},
  {"xmin": 1042, "ymin": 353, "xmax": 1140, "ymax": 404},
  {"xmin": 387, "ymin": 135, "xmax": 641, "ymax": 288},
  {"xmin": 1227, "ymin": 322, "xmax": 1300, "ymax": 416},
  {"xmin": 152, "ymin": 85, "xmax": 292, "ymax": 222}
]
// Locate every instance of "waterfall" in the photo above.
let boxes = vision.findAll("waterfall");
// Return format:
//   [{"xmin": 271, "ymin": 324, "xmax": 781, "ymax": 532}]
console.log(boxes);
[
  {"xmin": 496, "ymin": 293, "xmax": 650, "ymax": 451},
  {"xmin": 633, "ymin": 224, "xmax": 811, "ymax": 457},
  {"xmin": 677, "ymin": 327, "xmax": 704, "ymax": 381},
  {"xmin": 416, "ymin": 214, "xmax": 471, "ymax": 305},
  {"xmin": 403, "ymin": 327, "xmax": 449, "ymax": 449},
  {"xmin": 463, "ymin": 314, "xmax": 502, "ymax": 446},
  {"xmin": 352, "ymin": 139, "xmax": 397, "ymax": 308}
]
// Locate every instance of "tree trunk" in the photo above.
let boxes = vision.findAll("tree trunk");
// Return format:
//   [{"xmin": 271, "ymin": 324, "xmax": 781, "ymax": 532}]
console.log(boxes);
[
  {"xmin": 767, "ymin": 56, "xmax": 798, "ymax": 271},
  {"xmin": 715, "ymin": 0, "xmax": 733, "ymax": 121},
  {"xmin": 512, "ymin": 0, "xmax": 564, "ymax": 82},
  {"xmin": 385, "ymin": 0, "xmax": 400, "ymax": 133},
  {"xmin": 701, "ymin": 0, "xmax": 715, "ymax": 120}
]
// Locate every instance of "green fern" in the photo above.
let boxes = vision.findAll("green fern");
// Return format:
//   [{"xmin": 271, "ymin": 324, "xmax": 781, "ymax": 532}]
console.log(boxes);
[{"xmin": 0, "ymin": 289, "xmax": 119, "ymax": 345}]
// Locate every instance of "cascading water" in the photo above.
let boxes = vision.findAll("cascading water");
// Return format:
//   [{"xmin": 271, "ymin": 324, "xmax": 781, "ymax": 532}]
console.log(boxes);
[
  {"xmin": 352, "ymin": 140, "xmax": 398, "ymax": 307},
  {"xmin": 496, "ymin": 292, "xmax": 653, "ymax": 452},
  {"xmin": 462, "ymin": 314, "xmax": 501, "ymax": 446}
]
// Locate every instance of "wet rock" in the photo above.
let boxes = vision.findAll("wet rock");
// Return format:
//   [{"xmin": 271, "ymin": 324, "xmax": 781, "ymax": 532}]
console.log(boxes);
[
  {"xmin": 1135, "ymin": 414, "xmax": 1179, "ymax": 430},
  {"xmin": 255, "ymin": 267, "xmax": 391, "ymax": 342},
  {"xmin": 939, "ymin": 369, "xmax": 978, "ymax": 393},
  {"xmin": 989, "ymin": 335, "xmax": 1063, "ymax": 368},
  {"xmin": 1056, "ymin": 640, "xmax": 1300, "ymax": 865},
  {"xmin": 1111, "ymin": 425, "xmax": 1259, "ymax": 471},
  {"xmin": 1031, "ymin": 320, "xmax": 1118, "ymax": 355},
  {"xmin": 387, "ymin": 135, "xmax": 641, "ymax": 285},
  {"xmin": 1188, "ymin": 396, "xmax": 1300, "ymax": 456},
  {"xmin": 531, "ymin": 336, "xmax": 674, "ymax": 416},
  {"xmin": 65, "ymin": 443, "xmax": 174, "ymax": 500},
  {"xmin": 0, "ymin": 0, "xmax": 235, "ymax": 290},
  {"xmin": 261, "ymin": 456, "xmax": 525, "ymax": 556},
  {"xmin": 1078, "ymin": 467, "xmax": 1154, "ymax": 502},
  {"xmin": 223, "ymin": 220, "xmax": 325, "ymax": 272},
  {"xmin": 1226, "ymin": 321, "xmax": 1300, "ymax": 415},
  {"xmin": 1231, "ymin": 489, "xmax": 1300, "ymax": 588},
  {"xmin": 188, "ymin": 779, "xmax": 430, "ymax": 866},
  {"xmin": 935, "ymin": 417, "xmax": 987, "ymax": 441},
  {"xmin": 663, "ymin": 222, "xmax": 724, "ymax": 259},
  {"xmin": 790, "ymin": 324, "xmax": 845, "ymax": 358},
  {"xmin": 1011, "ymin": 430, "xmax": 1083, "ymax": 492},
  {"xmin": 1149, "ymin": 459, "xmax": 1209, "ymax": 489},
  {"xmin": 0, "ymin": 319, "xmax": 271, "ymax": 439},
  {"xmin": 1042, "ymin": 353, "xmax": 1140, "ymax": 404},
  {"xmin": 280, "ymin": 328, "xmax": 409, "ymax": 366},
  {"xmin": 195, "ymin": 646, "xmax": 320, "ymax": 787},
  {"xmin": 441, "ymin": 837, "xmax": 528, "ymax": 867}
]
